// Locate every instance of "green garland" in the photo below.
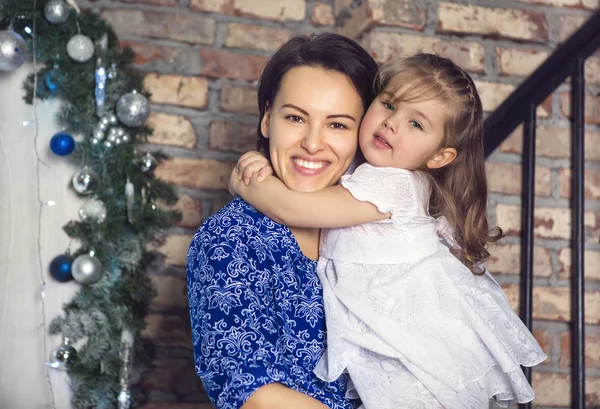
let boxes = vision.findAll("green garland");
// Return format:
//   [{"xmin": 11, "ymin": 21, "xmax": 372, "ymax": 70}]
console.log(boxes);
[{"xmin": 1, "ymin": 1, "xmax": 180, "ymax": 408}]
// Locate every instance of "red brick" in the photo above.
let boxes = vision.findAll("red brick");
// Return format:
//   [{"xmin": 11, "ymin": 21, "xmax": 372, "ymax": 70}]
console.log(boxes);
[
  {"xmin": 118, "ymin": 0, "xmax": 177, "ymax": 5},
  {"xmin": 559, "ymin": 332, "xmax": 600, "ymax": 368},
  {"xmin": 151, "ymin": 275, "xmax": 188, "ymax": 309},
  {"xmin": 437, "ymin": 3, "xmax": 549, "ymax": 43},
  {"xmin": 143, "ymin": 313, "xmax": 192, "ymax": 349},
  {"xmin": 220, "ymin": 83, "xmax": 259, "ymax": 115},
  {"xmin": 209, "ymin": 121, "xmax": 257, "ymax": 153},
  {"xmin": 586, "ymin": 56, "xmax": 600, "ymax": 86},
  {"xmin": 141, "ymin": 357, "xmax": 202, "ymax": 395},
  {"xmin": 558, "ymin": 248, "xmax": 600, "ymax": 281},
  {"xmin": 496, "ymin": 47, "xmax": 549, "ymax": 77},
  {"xmin": 311, "ymin": 2, "xmax": 335, "ymax": 26},
  {"xmin": 225, "ymin": 23, "xmax": 292, "ymax": 52},
  {"xmin": 213, "ymin": 196, "xmax": 233, "ymax": 213},
  {"xmin": 200, "ymin": 49, "xmax": 267, "ymax": 81},
  {"xmin": 495, "ymin": 204, "xmax": 598, "ymax": 240},
  {"xmin": 101, "ymin": 9, "xmax": 215, "ymax": 45},
  {"xmin": 146, "ymin": 113, "xmax": 197, "ymax": 149},
  {"xmin": 582, "ymin": 0, "xmax": 600, "ymax": 8},
  {"xmin": 516, "ymin": 0, "xmax": 580, "ymax": 6},
  {"xmin": 190, "ymin": 0, "xmax": 306, "ymax": 22},
  {"xmin": 561, "ymin": 92, "xmax": 600, "ymax": 125},
  {"xmin": 335, "ymin": 0, "xmax": 426, "ymax": 38},
  {"xmin": 485, "ymin": 162, "xmax": 551, "ymax": 196},
  {"xmin": 476, "ymin": 82, "xmax": 551, "ymax": 116},
  {"xmin": 144, "ymin": 73, "xmax": 208, "ymax": 109},
  {"xmin": 155, "ymin": 157, "xmax": 235, "ymax": 191},
  {"xmin": 487, "ymin": 243, "xmax": 552, "ymax": 277},
  {"xmin": 502, "ymin": 284, "xmax": 600, "ymax": 324},
  {"xmin": 120, "ymin": 40, "xmax": 202, "ymax": 73},
  {"xmin": 158, "ymin": 194, "xmax": 203, "ymax": 229},
  {"xmin": 557, "ymin": 14, "xmax": 588, "ymax": 42},
  {"xmin": 559, "ymin": 168, "xmax": 600, "ymax": 200},
  {"xmin": 362, "ymin": 32, "xmax": 484, "ymax": 73},
  {"xmin": 150, "ymin": 234, "xmax": 194, "ymax": 267},
  {"xmin": 532, "ymin": 372, "xmax": 570, "ymax": 406},
  {"xmin": 533, "ymin": 330, "xmax": 551, "ymax": 357},
  {"xmin": 499, "ymin": 125, "xmax": 600, "ymax": 161}
]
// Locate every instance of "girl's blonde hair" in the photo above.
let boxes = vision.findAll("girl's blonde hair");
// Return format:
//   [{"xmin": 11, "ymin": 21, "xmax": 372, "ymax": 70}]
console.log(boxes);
[{"xmin": 376, "ymin": 53, "xmax": 503, "ymax": 271}]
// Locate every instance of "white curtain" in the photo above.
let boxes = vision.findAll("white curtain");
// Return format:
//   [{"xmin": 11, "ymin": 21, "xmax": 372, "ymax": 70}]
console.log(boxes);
[{"xmin": 0, "ymin": 63, "xmax": 78, "ymax": 408}]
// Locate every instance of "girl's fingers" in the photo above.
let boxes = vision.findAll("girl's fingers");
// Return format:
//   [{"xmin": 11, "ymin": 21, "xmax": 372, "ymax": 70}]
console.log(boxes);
[
  {"xmin": 256, "ymin": 166, "xmax": 274, "ymax": 182},
  {"xmin": 242, "ymin": 160, "xmax": 266, "ymax": 185}
]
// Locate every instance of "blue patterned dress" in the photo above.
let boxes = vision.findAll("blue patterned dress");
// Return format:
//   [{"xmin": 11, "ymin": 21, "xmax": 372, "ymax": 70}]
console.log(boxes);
[{"xmin": 187, "ymin": 197, "xmax": 355, "ymax": 409}]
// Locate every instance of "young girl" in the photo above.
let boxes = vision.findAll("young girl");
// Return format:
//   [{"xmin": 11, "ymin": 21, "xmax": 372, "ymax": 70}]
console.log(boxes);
[{"xmin": 229, "ymin": 53, "xmax": 546, "ymax": 408}]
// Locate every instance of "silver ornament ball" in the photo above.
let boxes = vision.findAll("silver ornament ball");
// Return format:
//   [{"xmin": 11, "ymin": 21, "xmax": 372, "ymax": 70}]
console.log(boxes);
[
  {"xmin": 71, "ymin": 254, "xmax": 103, "ymax": 284},
  {"xmin": 138, "ymin": 153, "xmax": 158, "ymax": 175},
  {"xmin": 93, "ymin": 128, "xmax": 105, "ymax": 141},
  {"xmin": 116, "ymin": 92, "xmax": 150, "ymax": 127},
  {"xmin": 48, "ymin": 338, "xmax": 77, "ymax": 370},
  {"xmin": 79, "ymin": 198, "xmax": 107, "ymax": 223},
  {"xmin": 66, "ymin": 34, "xmax": 94, "ymax": 63},
  {"xmin": 44, "ymin": 0, "xmax": 70, "ymax": 24},
  {"xmin": 108, "ymin": 114, "xmax": 118, "ymax": 125},
  {"xmin": 72, "ymin": 167, "xmax": 98, "ymax": 195},
  {"xmin": 0, "ymin": 30, "xmax": 28, "ymax": 72}
]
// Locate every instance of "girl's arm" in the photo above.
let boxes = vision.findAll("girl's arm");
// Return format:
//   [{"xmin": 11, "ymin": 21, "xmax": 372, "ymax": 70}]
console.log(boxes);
[
  {"xmin": 229, "ymin": 172, "xmax": 389, "ymax": 229},
  {"xmin": 242, "ymin": 383, "xmax": 330, "ymax": 409}
]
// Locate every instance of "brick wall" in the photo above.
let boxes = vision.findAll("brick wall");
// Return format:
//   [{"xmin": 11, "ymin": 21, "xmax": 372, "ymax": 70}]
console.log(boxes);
[{"xmin": 80, "ymin": 0, "xmax": 599, "ymax": 407}]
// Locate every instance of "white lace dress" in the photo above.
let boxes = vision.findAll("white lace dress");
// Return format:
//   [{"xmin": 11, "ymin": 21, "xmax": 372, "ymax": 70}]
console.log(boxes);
[{"xmin": 313, "ymin": 164, "xmax": 547, "ymax": 409}]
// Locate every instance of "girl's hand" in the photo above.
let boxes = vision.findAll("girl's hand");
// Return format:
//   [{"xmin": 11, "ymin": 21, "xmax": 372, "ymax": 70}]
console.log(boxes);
[{"xmin": 235, "ymin": 151, "xmax": 273, "ymax": 185}]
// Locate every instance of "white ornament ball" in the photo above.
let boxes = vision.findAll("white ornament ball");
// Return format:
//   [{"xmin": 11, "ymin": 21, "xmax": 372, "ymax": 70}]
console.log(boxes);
[
  {"xmin": 66, "ymin": 34, "xmax": 94, "ymax": 63},
  {"xmin": 78, "ymin": 198, "xmax": 107, "ymax": 223}
]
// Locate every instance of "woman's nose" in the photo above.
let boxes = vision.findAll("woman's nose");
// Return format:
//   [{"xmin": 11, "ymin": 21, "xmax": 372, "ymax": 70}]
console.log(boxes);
[{"xmin": 301, "ymin": 125, "xmax": 325, "ymax": 153}]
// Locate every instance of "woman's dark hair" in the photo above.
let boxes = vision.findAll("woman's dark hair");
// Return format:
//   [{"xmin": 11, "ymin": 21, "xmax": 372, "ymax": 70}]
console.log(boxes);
[{"xmin": 256, "ymin": 32, "xmax": 378, "ymax": 154}]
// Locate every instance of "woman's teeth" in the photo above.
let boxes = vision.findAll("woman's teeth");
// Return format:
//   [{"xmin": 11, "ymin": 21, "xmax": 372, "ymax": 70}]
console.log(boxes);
[{"xmin": 293, "ymin": 159, "xmax": 327, "ymax": 169}]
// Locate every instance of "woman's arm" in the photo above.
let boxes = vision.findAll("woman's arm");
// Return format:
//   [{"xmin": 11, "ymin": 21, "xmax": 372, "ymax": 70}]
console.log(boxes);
[
  {"xmin": 242, "ymin": 383, "xmax": 330, "ymax": 409},
  {"xmin": 229, "ymin": 173, "xmax": 388, "ymax": 228}
]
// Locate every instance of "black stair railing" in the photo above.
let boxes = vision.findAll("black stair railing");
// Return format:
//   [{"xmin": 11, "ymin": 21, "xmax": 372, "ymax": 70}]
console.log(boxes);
[{"xmin": 483, "ymin": 11, "xmax": 600, "ymax": 409}]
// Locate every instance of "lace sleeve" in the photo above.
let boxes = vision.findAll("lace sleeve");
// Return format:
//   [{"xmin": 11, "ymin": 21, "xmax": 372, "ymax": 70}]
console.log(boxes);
[{"xmin": 340, "ymin": 163, "xmax": 426, "ymax": 221}]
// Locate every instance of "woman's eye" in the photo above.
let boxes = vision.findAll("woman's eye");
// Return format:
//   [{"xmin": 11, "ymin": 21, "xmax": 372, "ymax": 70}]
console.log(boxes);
[
  {"xmin": 286, "ymin": 115, "xmax": 304, "ymax": 123},
  {"xmin": 382, "ymin": 101, "xmax": 395, "ymax": 111},
  {"xmin": 409, "ymin": 120, "xmax": 423, "ymax": 131},
  {"xmin": 330, "ymin": 122, "xmax": 347, "ymax": 130}
]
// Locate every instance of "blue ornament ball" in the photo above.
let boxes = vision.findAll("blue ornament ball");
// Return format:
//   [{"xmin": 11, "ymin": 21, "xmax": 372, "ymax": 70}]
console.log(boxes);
[
  {"xmin": 49, "ymin": 254, "xmax": 74, "ymax": 282},
  {"xmin": 45, "ymin": 71, "xmax": 58, "ymax": 93},
  {"xmin": 50, "ymin": 132, "xmax": 75, "ymax": 156}
]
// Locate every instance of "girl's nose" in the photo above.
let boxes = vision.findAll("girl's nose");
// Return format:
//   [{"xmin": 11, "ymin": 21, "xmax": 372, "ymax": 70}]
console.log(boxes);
[{"xmin": 382, "ymin": 115, "xmax": 397, "ymax": 134}]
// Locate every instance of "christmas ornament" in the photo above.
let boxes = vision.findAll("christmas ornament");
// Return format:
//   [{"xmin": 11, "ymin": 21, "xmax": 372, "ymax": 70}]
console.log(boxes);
[
  {"xmin": 47, "ymin": 337, "xmax": 77, "ymax": 369},
  {"xmin": 138, "ymin": 153, "xmax": 157, "ymax": 175},
  {"xmin": 66, "ymin": 34, "xmax": 94, "ymax": 63},
  {"xmin": 91, "ymin": 114, "xmax": 130, "ymax": 146},
  {"xmin": 72, "ymin": 167, "xmax": 97, "ymax": 195},
  {"xmin": 116, "ymin": 92, "xmax": 150, "ymax": 127},
  {"xmin": 125, "ymin": 179, "xmax": 135, "ymax": 223},
  {"xmin": 0, "ymin": 30, "xmax": 28, "ymax": 72},
  {"xmin": 79, "ymin": 198, "xmax": 107, "ymax": 223},
  {"xmin": 44, "ymin": 0, "xmax": 70, "ymax": 24},
  {"xmin": 95, "ymin": 34, "xmax": 108, "ymax": 117},
  {"xmin": 49, "ymin": 254, "xmax": 74, "ymax": 282},
  {"xmin": 50, "ymin": 132, "xmax": 75, "ymax": 156},
  {"xmin": 44, "ymin": 70, "xmax": 59, "ymax": 93},
  {"xmin": 71, "ymin": 253, "xmax": 103, "ymax": 284},
  {"xmin": 117, "ymin": 330, "xmax": 134, "ymax": 409}
]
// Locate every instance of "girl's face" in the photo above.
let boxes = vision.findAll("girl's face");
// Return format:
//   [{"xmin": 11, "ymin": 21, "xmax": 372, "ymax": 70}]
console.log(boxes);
[
  {"xmin": 261, "ymin": 66, "xmax": 364, "ymax": 192},
  {"xmin": 358, "ymin": 85, "xmax": 450, "ymax": 170}
]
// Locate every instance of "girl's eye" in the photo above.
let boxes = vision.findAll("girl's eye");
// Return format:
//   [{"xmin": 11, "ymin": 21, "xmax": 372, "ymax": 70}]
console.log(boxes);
[
  {"xmin": 330, "ymin": 122, "xmax": 347, "ymax": 130},
  {"xmin": 382, "ymin": 101, "xmax": 395, "ymax": 111},
  {"xmin": 286, "ymin": 115, "xmax": 304, "ymax": 123},
  {"xmin": 409, "ymin": 120, "xmax": 423, "ymax": 131}
]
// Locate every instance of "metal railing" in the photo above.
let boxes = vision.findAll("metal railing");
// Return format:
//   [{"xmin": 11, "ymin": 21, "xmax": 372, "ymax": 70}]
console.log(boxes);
[{"xmin": 483, "ymin": 11, "xmax": 600, "ymax": 409}]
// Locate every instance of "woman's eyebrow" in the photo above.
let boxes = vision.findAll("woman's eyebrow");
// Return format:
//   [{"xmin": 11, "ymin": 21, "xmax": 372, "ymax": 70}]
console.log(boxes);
[{"xmin": 281, "ymin": 104, "xmax": 356, "ymax": 122}]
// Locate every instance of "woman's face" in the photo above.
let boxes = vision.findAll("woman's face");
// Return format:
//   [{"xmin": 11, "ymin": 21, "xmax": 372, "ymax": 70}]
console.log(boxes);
[{"xmin": 261, "ymin": 66, "xmax": 364, "ymax": 193}]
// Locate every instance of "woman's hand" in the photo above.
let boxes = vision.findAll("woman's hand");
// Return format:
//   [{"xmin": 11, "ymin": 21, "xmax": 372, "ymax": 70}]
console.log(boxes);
[{"xmin": 229, "ymin": 151, "xmax": 273, "ymax": 196}]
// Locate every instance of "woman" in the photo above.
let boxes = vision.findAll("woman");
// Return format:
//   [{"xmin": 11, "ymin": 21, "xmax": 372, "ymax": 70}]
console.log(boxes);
[{"xmin": 187, "ymin": 33, "xmax": 378, "ymax": 409}]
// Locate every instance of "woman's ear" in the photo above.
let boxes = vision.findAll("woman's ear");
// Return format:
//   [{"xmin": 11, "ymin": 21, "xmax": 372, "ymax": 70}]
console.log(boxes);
[
  {"xmin": 426, "ymin": 147, "xmax": 457, "ymax": 169},
  {"xmin": 260, "ymin": 106, "xmax": 271, "ymax": 139}
]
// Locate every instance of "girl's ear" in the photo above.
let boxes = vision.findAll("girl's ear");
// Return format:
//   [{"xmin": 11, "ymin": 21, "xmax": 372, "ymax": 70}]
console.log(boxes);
[
  {"xmin": 260, "ymin": 106, "xmax": 271, "ymax": 139},
  {"xmin": 426, "ymin": 147, "xmax": 457, "ymax": 169}
]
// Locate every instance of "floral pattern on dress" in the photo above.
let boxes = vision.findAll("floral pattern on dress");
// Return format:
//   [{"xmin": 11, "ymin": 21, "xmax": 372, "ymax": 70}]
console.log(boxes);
[{"xmin": 187, "ymin": 197, "xmax": 355, "ymax": 409}]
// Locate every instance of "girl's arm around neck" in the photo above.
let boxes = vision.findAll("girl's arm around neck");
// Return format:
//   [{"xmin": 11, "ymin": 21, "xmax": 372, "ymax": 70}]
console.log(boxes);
[
  {"xmin": 242, "ymin": 383, "xmax": 331, "ymax": 409},
  {"xmin": 232, "ymin": 173, "xmax": 389, "ymax": 229}
]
